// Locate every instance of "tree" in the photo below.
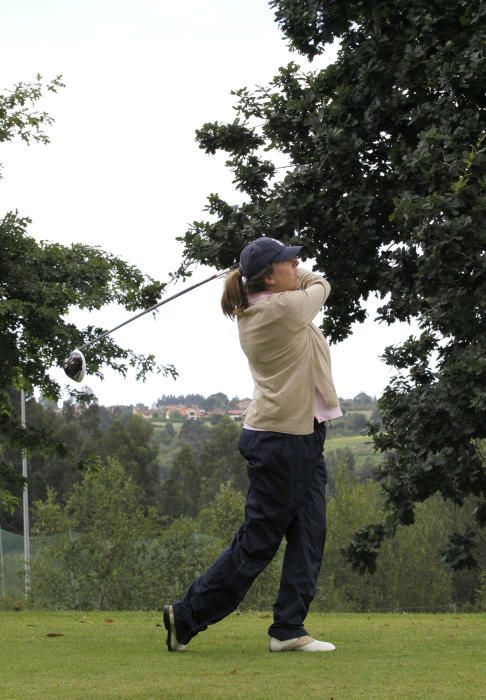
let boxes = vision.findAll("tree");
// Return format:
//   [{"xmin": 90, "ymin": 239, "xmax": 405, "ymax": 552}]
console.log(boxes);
[
  {"xmin": 161, "ymin": 444, "xmax": 201, "ymax": 518},
  {"xmin": 161, "ymin": 421, "xmax": 176, "ymax": 444},
  {"xmin": 202, "ymin": 392, "xmax": 230, "ymax": 411},
  {"xmin": 175, "ymin": 1, "xmax": 486, "ymax": 570},
  {"xmin": 197, "ymin": 481, "xmax": 245, "ymax": 544},
  {"xmin": 97, "ymin": 414, "xmax": 160, "ymax": 506},
  {"xmin": 31, "ymin": 458, "xmax": 155, "ymax": 609},
  {"xmin": 0, "ymin": 76, "xmax": 176, "ymax": 515},
  {"xmin": 326, "ymin": 447, "xmax": 356, "ymax": 495},
  {"xmin": 316, "ymin": 462, "xmax": 454, "ymax": 612},
  {"xmin": 352, "ymin": 393, "xmax": 374, "ymax": 407},
  {"xmin": 1, "ymin": 217, "xmax": 173, "ymax": 403},
  {"xmin": 177, "ymin": 419, "xmax": 211, "ymax": 457},
  {"xmin": 155, "ymin": 516, "xmax": 217, "ymax": 605},
  {"xmin": 1, "ymin": 397, "xmax": 163, "ymax": 533},
  {"xmin": 198, "ymin": 417, "xmax": 248, "ymax": 506}
]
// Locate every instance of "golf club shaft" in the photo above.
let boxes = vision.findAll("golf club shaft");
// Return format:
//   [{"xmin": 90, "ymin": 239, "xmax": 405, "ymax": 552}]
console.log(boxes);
[{"xmin": 79, "ymin": 264, "xmax": 238, "ymax": 353}]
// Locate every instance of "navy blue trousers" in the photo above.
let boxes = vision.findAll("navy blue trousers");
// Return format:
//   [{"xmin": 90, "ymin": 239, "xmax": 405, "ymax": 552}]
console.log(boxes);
[{"xmin": 173, "ymin": 420, "xmax": 327, "ymax": 644}]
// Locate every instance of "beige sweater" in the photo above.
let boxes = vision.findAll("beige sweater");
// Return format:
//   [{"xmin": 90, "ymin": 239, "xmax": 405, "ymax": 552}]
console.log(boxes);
[{"xmin": 237, "ymin": 268, "xmax": 340, "ymax": 435}]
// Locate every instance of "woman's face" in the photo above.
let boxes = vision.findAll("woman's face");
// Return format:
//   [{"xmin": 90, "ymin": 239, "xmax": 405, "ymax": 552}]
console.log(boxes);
[{"xmin": 264, "ymin": 258, "xmax": 299, "ymax": 293}]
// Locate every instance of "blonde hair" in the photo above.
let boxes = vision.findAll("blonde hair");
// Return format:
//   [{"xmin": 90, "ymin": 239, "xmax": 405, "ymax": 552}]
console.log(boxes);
[{"xmin": 221, "ymin": 264, "xmax": 274, "ymax": 319}]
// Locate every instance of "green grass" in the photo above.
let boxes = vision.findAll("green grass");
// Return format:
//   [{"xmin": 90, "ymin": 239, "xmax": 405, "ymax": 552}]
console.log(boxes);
[
  {"xmin": 1, "ymin": 611, "xmax": 485, "ymax": 698},
  {"xmin": 347, "ymin": 409, "xmax": 374, "ymax": 420},
  {"xmin": 152, "ymin": 421, "xmax": 183, "ymax": 434},
  {"xmin": 326, "ymin": 433, "xmax": 380, "ymax": 470}
]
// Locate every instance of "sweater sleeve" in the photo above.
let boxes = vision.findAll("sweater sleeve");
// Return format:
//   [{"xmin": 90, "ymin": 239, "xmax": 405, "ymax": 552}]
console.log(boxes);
[
  {"xmin": 297, "ymin": 267, "xmax": 331, "ymax": 294},
  {"xmin": 274, "ymin": 267, "xmax": 331, "ymax": 326}
]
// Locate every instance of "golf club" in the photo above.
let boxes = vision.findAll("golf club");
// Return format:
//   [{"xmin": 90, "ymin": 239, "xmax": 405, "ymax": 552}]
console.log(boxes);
[{"xmin": 63, "ymin": 264, "xmax": 238, "ymax": 382}]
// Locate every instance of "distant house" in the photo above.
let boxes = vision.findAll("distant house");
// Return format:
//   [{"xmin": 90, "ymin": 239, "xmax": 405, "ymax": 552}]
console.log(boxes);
[
  {"xmin": 163, "ymin": 405, "xmax": 205, "ymax": 420},
  {"xmin": 133, "ymin": 406, "xmax": 157, "ymax": 419},
  {"xmin": 162, "ymin": 405, "xmax": 184, "ymax": 419}
]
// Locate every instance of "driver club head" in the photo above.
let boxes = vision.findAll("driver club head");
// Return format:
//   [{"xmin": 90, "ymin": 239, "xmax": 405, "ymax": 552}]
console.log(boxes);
[{"xmin": 63, "ymin": 349, "xmax": 87, "ymax": 382}]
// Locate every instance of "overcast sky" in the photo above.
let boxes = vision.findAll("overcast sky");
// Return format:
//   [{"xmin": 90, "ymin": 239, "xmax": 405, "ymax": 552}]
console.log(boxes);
[{"xmin": 1, "ymin": 0, "xmax": 416, "ymax": 406}]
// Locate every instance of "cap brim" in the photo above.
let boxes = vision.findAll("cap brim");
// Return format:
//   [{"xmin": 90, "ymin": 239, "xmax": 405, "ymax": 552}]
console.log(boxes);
[{"xmin": 273, "ymin": 245, "xmax": 302, "ymax": 262}]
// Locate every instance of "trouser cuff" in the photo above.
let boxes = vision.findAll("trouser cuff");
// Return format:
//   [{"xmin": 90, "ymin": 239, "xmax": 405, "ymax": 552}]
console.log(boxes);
[
  {"xmin": 267, "ymin": 624, "xmax": 308, "ymax": 641},
  {"xmin": 172, "ymin": 599, "xmax": 207, "ymax": 645}
]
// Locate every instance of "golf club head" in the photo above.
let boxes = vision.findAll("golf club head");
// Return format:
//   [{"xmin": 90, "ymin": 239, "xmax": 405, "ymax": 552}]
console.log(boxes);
[{"xmin": 63, "ymin": 349, "xmax": 87, "ymax": 382}]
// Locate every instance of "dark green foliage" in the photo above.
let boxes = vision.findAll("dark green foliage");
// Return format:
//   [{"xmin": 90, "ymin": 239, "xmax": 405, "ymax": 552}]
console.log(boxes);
[
  {"xmin": 154, "ymin": 516, "xmax": 217, "ymax": 605},
  {"xmin": 155, "ymin": 394, "xmax": 206, "ymax": 408},
  {"xmin": 0, "ymin": 212, "xmax": 172, "ymax": 400},
  {"xmin": 343, "ymin": 393, "xmax": 375, "ymax": 409},
  {"xmin": 202, "ymin": 393, "xmax": 231, "ymax": 411},
  {"xmin": 155, "ymin": 392, "xmax": 235, "ymax": 412},
  {"xmin": 0, "ymin": 462, "xmax": 24, "ymax": 516},
  {"xmin": 331, "ymin": 411, "xmax": 369, "ymax": 435},
  {"xmin": 475, "ymin": 571, "xmax": 486, "ymax": 610},
  {"xmin": 177, "ymin": 419, "xmax": 211, "ymax": 456},
  {"xmin": 6, "ymin": 393, "xmax": 483, "ymax": 609},
  {"xmin": 196, "ymin": 121, "xmax": 264, "ymax": 156},
  {"xmin": 197, "ymin": 482, "xmax": 246, "ymax": 542},
  {"xmin": 174, "ymin": 0, "xmax": 486, "ymax": 571},
  {"xmin": 326, "ymin": 447, "xmax": 356, "ymax": 495},
  {"xmin": 31, "ymin": 458, "xmax": 155, "ymax": 610},
  {"xmin": 160, "ymin": 416, "xmax": 248, "ymax": 518},
  {"xmin": 442, "ymin": 531, "xmax": 478, "ymax": 570},
  {"xmin": 197, "ymin": 418, "xmax": 249, "ymax": 508},
  {"xmin": 341, "ymin": 524, "xmax": 386, "ymax": 575},
  {"xmin": 27, "ymin": 456, "xmax": 485, "ymax": 611},
  {"xmin": 97, "ymin": 415, "xmax": 159, "ymax": 504},
  {"xmin": 161, "ymin": 444, "xmax": 201, "ymax": 518},
  {"xmin": 317, "ymin": 461, "xmax": 459, "ymax": 612},
  {"xmin": 1, "ymin": 396, "xmax": 161, "ymax": 533},
  {"xmin": 154, "ymin": 393, "xmax": 246, "ymax": 412},
  {"xmin": 0, "ymin": 74, "xmax": 64, "ymax": 147}
]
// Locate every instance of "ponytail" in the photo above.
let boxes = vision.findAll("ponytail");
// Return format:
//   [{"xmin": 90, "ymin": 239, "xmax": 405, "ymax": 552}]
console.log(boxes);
[
  {"xmin": 221, "ymin": 269, "xmax": 248, "ymax": 319},
  {"xmin": 221, "ymin": 263, "xmax": 274, "ymax": 319}
]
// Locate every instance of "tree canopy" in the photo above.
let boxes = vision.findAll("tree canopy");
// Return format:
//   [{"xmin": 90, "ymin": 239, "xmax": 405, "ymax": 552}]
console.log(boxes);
[{"xmin": 175, "ymin": 0, "xmax": 486, "ymax": 569}]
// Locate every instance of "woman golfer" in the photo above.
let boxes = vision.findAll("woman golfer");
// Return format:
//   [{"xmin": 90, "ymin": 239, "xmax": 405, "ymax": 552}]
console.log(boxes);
[{"xmin": 163, "ymin": 237, "xmax": 341, "ymax": 652}]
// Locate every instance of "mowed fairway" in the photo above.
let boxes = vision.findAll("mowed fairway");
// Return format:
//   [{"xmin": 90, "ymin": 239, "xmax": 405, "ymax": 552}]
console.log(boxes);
[
  {"xmin": 1, "ymin": 611, "xmax": 485, "ymax": 699},
  {"xmin": 325, "ymin": 433, "xmax": 380, "ymax": 470}
]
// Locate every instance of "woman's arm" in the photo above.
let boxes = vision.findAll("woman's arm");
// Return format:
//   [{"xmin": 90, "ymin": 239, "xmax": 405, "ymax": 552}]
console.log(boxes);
[
  {"xmin": 274, "ymin": 268, "xmax": 331, "ymax": 325},
  {"xmin": 297, "ymin": 267, "xmax": 331, "ymax": 294}
]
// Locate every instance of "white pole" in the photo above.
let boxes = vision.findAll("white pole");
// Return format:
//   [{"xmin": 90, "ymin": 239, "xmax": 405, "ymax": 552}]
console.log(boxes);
[
  {"xmin": 20, "ymin": 389, "xmax": 31, "ymax": 597},
  {"xmin": 0, "ymin": 525, "xmax": 5, "ymax": 601}
]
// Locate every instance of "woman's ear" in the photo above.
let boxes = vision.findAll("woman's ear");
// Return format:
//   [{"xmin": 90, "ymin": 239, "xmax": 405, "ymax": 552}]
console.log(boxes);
[{"xmin": 263, "ymin": 272, "xmax": 276, "ymax": 289}]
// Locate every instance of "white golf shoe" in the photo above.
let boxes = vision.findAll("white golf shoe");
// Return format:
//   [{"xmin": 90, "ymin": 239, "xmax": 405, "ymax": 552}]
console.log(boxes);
[{"xmin": 269, "ymin": 635, "xmax": 336, "ymax": 652}]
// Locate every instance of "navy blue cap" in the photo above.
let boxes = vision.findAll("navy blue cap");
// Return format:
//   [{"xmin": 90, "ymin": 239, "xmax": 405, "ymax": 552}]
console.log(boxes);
[{"xmin": 239, "ymin": 237, "xmax": 302, "ymax": 278}]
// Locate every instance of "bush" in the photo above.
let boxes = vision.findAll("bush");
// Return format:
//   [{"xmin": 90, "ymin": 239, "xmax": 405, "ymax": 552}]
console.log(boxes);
[
  {"xmin": 316, "ymin": 462, "xmax": 453, "ymax": 611},
  {"xmin": 30, "ymin": 458, "xmax": 156, "ymax": 609}
]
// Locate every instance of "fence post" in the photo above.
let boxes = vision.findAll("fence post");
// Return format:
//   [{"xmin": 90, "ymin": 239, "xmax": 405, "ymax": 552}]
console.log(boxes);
[
  {"xmin": 20, "ymin": 388, "xmax": 31, "ymax": 597},
  {"xmin": 0, "ymin": 525, "xmax": 5, "ymax": 601}
]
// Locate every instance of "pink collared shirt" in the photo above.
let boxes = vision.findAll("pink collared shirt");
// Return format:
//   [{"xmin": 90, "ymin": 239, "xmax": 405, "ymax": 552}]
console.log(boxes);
[{"xmin": 244, "ymin": 291, "xmax": 342, "ymax": 429}]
